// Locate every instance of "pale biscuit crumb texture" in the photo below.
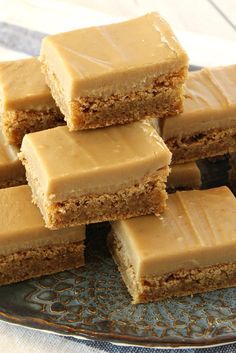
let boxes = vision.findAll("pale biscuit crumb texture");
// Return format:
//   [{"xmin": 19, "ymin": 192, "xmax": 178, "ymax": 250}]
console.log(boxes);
[
  {"xmin": 0, "ymin": 242, "xmax": 84, "ymax": 286},
  {"xmin": 3, "ymin": 108, "xmax": 64, "ymax": 146},
  {"xmin": 166, "ymin": 127, "xmax": 236, "ymax": 164}
]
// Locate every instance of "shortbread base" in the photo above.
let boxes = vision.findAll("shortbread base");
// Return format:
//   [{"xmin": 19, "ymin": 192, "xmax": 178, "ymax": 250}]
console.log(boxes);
[
  {"xmin": 166, "ymin": 127, "xmax": 236, "ymax": 164},
  {"xmin": 3, "ymin": 108, "xmax": 64, "ymax": 146},
  {"xmin": 0, "ymin": 241, "xmax": 84, "ymax": 285}
]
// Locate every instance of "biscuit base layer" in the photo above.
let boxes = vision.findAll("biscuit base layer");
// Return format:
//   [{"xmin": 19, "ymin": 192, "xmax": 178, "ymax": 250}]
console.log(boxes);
[
  {"xmin": 3, "ymin": 108, "xmax": 64, "ymax": 146},
  {"xmin": 42, "ymin": 61, "xmax": 186, "ymax": 131},
  {"xmin": 0, "ymin": 241, "xmax": 84, "ymax": 286},
  {"xmin": 166, "ymin": 127, "xmax": 236, "ymax": 164},
  {"xmin": 0, "ymin": 175, "xmax": 26, "ymax": 190},
  {"xmin": 108, "ymin": 232, "xmax": 236, "ymax": 304},
  {"xmin": 23, "ymin": 163, "xmax": 169, "ymax": 229}
]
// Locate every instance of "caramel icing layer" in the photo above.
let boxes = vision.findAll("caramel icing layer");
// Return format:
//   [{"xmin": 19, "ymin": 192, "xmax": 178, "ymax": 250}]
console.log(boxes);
[
  {"xmin": 160, "ymin": 65, "xmax": 236, "ymax": 140},
  {"xmin": 167, "ymin": 162, "xmax": 201, "ymax": 189},
  {"xmin": 40, "ymin": 13, "xmax": 188, "ymax": 98},
  {"xmin": 0, "ymin": 58, "xmax": 56, "ymax": 110},
  {"xmin": 112, "ymin": 186, "xmax": 236, "ymax": 277},
  {"xmin": 0, "ymin": 185, "xmax": 85, "ymax": 256},
  {"xmin": 0, "ymin": 130, "xmax": 25, "ymax": 181},
  {"xmin": 19, "ymin": 122, "xmax": 171, "ymax": 201}
]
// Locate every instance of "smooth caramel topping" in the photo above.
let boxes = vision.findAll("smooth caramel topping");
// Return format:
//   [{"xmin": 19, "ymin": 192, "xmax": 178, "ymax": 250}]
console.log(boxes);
[
  {"xmin": 112, "ymin": 186, "xmax": 236, "ymax": 277},
  {"xmin": 0, "ymin": 185, "xmax": 85, "ymax": 256},
  {"xmin": 167, "ymin": 162, "xmax": 201, "ymax": 189},
  {"xmin": 0, "ymin": 130, "xmax": 25, "ymax": 181},
  {"xmin": 20, "ymin": 122, "xmax": 171, "ymax": 201},
  {"xmin": 206, "ymin": 66, "xmax": 236, "ymax": 105},
  {"xmin": 40, "ymin": 13, "xmax": 188, "ymax": 98},
  {"xmin": 160, "ymin": 65, "xmax": 236, "ymax": 140},
  {"xmin": 0, "ymin": 58, "xmax": 56, "ymax": 110}
]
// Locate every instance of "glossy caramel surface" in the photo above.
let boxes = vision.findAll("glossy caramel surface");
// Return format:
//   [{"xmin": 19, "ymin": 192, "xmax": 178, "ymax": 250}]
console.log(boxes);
[
  {"xmin": 41, "ymin": 13, "xmax": 188, "ymax": 98},
  {"xmin": 112, "ymin": 187, "xmax": 236, "ymax": 277},
  {"xmin": 161, "ymin": 65, "xmax": 236, "ymax": 139},
  {"xmin": 20, "ymin": 121, "xmax": 171, "ymax": 200},
  {"xmin": 0, "ymin": 185, "xmax": 85, "ymax": 255},
  {"xmin": 0, "ymin": 130, "xmax": 24, "ymax": 181},
  {"xmin": 0, "ymin": 58, "xmax": 56, "ymax": 110},
  {"xmin": 167, "ymin": 162, "xmax": 201, "ymax": 189}
]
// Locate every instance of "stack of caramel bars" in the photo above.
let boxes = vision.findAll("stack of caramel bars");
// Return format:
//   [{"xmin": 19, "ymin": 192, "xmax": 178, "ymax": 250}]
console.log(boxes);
[{"xmin": 0, "ymin": 13, "xmax": 236, "ymax": 304}]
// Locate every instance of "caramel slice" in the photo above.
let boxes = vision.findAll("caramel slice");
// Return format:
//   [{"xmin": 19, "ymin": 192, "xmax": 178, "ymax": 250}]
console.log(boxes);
[
  {"xmin": 19, "ymin": 121, "xmax": 171, "ymax": 229},
  {"xmin": 167, "ymin": 162, "xmax": 201, "ymax": 191},
  {"xmin": 0, "ymin": 129, "xmax": 25, "ymax": 189},
  {"xmin": 0, "ymin": 185, "xmax": 85, "ymax": 285},
  {"xmin": 160, "ymin": 65, "xmax": 236, "ymax": 163},
  {"xmin": 40, "ymin": 13, "xmax": 188, "ymax": 131},
  {"xmin": 0, "ymin": 58, "xmax": 64, "ymax": 146},
  {"xmin": 109, "ymin": 186, "xmax": 236, "ymax": 303}
]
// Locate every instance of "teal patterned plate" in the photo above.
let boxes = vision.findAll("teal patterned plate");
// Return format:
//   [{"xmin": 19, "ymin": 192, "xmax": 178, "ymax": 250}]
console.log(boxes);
[{"xmin": 0, "ymin": 223, "xmax": 236, "ymax": 348}]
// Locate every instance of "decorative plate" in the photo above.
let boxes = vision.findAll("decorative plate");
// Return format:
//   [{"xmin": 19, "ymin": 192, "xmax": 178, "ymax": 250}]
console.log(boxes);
[{"xmin": 0, "ymin": 144, "xmax": 235, "ymax": 349}]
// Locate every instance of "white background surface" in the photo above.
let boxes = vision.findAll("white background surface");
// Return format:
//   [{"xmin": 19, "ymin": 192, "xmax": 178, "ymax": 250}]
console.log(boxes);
[
  {"xmin": 0, "ymin": 0, "xmax": 236, "ymax": 65},
  {"xmin": 0, "ymin": 1, "xmax": 235, "ymax": 352}
]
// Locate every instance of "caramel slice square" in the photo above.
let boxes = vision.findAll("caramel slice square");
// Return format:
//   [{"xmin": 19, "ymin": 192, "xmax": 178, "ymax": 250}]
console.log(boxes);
[
  {"xmin": 0, "ymin": 129, "xmax": 25, "ymax": 189},
  {"xmin": 167, "ymin": 162, "xmax": 201, "ymax": 192},
  {"xmin": 0, "ymin": 185, "xmax": 85, "ymax": 285},
  {"xmin": 109, "ymin": 186, "xmax": 236, "ymax": 303},
  {"xmin": 160, "ymin": 65, "xmax": 236, "ymax": 164},
  {"xmin": 40, "ymin": 13, "xmax": 188, "ymax": 131},
  {"xmin": 0, "ymin": 58, "xmax": 64, "ymax": 146},
  {"xmin": 19, "ymin": 121, "xmax": 171, "ymax": 229}
]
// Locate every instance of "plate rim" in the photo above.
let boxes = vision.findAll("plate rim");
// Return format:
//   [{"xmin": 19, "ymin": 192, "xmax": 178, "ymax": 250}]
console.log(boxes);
[{"xmin": 0, "ymin": 309, "xmax": 236, "ymax": 348}]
